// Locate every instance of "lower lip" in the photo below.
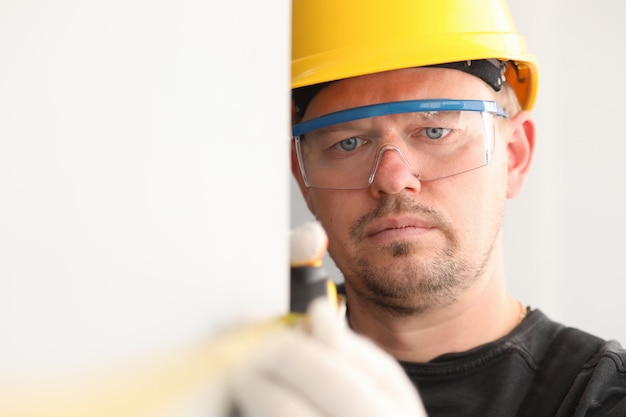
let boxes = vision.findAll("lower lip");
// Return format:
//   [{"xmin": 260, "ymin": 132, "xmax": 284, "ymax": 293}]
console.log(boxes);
[{"xmin": 367, "ymin": 226, "xmax": 433, "ymax": 244}]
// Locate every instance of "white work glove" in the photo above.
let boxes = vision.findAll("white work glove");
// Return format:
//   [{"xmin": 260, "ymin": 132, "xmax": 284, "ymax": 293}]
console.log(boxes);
[{"xmin": 231, "ymin": 297, "xmax": 428, "ymax": 417}]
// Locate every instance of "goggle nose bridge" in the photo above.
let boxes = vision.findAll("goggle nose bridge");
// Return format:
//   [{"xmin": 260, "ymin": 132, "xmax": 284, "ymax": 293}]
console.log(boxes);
[{"xmin": 367, "ymin": 143, "xmax": 421, "ymax": 185}]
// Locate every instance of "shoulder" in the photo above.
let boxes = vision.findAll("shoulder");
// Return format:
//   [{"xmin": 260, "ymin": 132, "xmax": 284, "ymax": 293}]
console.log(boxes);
[
  {"xmin": 514, "ymin": 312, "xmax": 626, "ymax": 381},
  {"xmin": 577, "ymin": 338, "xmax": 626, "ymax": 390},
  {"xmin": 587, "ymin": 338, "xmax": 626, "ymax": 370},
  {"xmin": 565, "ymin": 337, "xmax": 626, "ymax": 416},
  {"xmin": 539, "ymin": 326, "xmax": 626, "ymax": 416},
  {"xmin": 542, "ymin": 325, "xmax": 626, "ymax": 375},
  {"xmin": 507, "ymin": 312, "xmax": 626, "ymax": 417}
]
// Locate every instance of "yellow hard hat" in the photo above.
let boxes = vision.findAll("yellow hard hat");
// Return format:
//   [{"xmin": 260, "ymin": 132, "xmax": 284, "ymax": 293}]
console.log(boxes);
[{"xmin": 292, "ymin": 0, "xmax": 538, "ymax": 110}]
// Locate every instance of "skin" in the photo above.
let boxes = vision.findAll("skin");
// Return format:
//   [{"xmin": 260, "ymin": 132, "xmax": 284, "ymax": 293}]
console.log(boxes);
[{"xmin": 292, "ymin": 67, "xmax": 536, "ymax": 362}]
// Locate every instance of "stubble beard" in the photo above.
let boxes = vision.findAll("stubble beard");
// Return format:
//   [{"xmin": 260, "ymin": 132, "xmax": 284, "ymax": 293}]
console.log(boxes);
[{"xmin": 343, "ymin": 195, "xmax": 496, "ymax": 316}]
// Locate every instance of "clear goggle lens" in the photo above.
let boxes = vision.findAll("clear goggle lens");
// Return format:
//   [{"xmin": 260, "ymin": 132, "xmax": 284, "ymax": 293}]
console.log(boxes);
[{"xmin": 292, "ymin": 99, "xmax": 507, "ymax": 190}]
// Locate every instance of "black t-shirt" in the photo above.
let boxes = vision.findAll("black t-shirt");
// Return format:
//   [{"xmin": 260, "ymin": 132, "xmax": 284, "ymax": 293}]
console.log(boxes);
[{"xmin": 399, "ymin": 309, "xmax": 626, "ymax": 416}]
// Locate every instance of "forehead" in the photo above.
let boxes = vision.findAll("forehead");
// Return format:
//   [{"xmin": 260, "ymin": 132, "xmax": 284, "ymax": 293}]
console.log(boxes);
[{"xmin": 304, "ymin": 67, "xmax": 495, "ymax": 121}]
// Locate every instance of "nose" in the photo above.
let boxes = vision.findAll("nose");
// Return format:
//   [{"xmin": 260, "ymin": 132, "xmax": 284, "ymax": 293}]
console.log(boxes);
[{"xmin": 368, "ymin": 144, "xmax": 421, "ymax": 197}]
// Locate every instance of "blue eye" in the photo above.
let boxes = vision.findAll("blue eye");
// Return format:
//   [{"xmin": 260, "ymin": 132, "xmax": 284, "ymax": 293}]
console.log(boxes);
[
  {"xmin": 424, "ymin": 127, "xmax": 450, "ymax": 140},
  {"xmin": 337, "ymin": 137, "xmax": 363, "ymax": 151}
]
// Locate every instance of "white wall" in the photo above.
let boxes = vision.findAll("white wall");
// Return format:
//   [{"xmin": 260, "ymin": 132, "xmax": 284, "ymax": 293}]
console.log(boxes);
[
  {"xmin": 0, "ymin": 0, "xmax": 290, "ymax": 415},
  {"xmin": 506, "ymin": 0, "xmax": 626, "ymax": 342},
  {"xmin": 291, "ymin": 0, "xmax": 626, "ymax": 343}
]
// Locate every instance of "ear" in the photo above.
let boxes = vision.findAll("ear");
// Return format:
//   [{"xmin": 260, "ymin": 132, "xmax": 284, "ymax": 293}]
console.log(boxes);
[
  {"xmin": 505, "ymin": 110, "xmax": 536, "ymax": 199},
  {"xmin": 291, "ymin": 144, "xmax": 315, "ymax": 214}
]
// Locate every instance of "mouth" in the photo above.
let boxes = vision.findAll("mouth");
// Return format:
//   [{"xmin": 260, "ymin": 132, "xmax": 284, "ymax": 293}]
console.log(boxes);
[{"xmin": 365, "ymin": 216, "xmax": 435, "ymax": 244}]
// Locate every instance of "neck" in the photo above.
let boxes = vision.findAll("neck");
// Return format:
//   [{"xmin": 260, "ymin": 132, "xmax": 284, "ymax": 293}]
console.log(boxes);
[{"xmin": 344, "ymin": 257, "xmax": 521, "ymax": 363}]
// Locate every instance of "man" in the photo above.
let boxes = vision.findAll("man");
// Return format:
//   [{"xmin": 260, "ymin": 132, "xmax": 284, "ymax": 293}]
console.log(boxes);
[{"xmin": 233, "ymin": 1, "xmax": 626, "ymax": 416}]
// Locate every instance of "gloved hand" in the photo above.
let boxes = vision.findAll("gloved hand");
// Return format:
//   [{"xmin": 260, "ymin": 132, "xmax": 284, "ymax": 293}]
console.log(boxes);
[{"xmin": 231, "ymin": 297, "xmax": 428, "ymax": 417}]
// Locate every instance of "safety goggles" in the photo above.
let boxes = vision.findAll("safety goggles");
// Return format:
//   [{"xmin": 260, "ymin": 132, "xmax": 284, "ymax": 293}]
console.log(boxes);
[{"xmin": 292, "ymin": 99, "xmax": 507, "ymax": 190}]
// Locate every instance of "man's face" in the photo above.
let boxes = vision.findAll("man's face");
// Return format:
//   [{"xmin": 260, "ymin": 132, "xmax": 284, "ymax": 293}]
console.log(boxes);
[{"xmin": 293, "ymin": 68, "xmax": 516, "ymax": 315}]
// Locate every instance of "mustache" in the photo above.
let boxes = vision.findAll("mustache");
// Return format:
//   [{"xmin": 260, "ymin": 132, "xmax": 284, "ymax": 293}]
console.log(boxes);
[{"xmin": 349, "ymin": 195, "xmax": 451, "ymax": 242}]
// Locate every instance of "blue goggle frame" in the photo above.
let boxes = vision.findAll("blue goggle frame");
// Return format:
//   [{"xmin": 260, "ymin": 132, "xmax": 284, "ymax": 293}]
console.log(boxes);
[{"xmin": 292, "ymin": 99, "xmax": 508, "ymax": 137}]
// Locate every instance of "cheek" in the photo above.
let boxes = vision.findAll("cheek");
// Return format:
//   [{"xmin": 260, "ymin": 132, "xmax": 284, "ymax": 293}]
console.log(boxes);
[
  {"xmin": 439, "ymin": 162, "xmax": 507, "ymax": 240},
  {"xmin": 472, "ymin": 166, "xmax": 508, "ymax": 239},
  {"xmin": 307, "ymin": 190, "xmax": 361, "ymax": 252}
]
